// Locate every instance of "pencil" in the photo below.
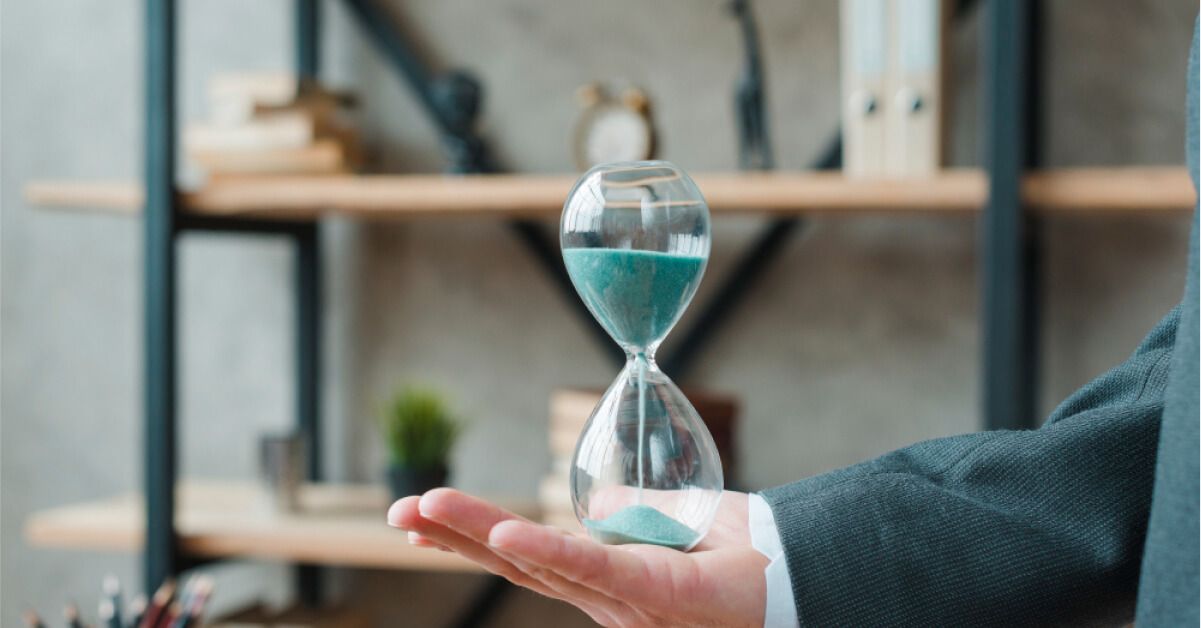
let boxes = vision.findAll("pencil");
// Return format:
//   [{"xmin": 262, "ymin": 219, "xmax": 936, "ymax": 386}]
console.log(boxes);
[
  {"xmin": 171, "ymin": 578, "xmax": 194, "ymax": 623},
  {"xmin": 159, "ymin": 602, "xmax": 182, "ymax": 628},
  {"xmin": 64, "ymin": 603, "xmax": 84, "ymax": 628},
  {"xmin": 100, "ymin": 599, "xmax": 117, "ymax": 628},
  {"xmin": 103, "ymin": 575, "xmax": 123, "ymax": 628},
  {"xmin": 138, "ymin": 580, "xmax": 175, "ymax": 628},
  {"xmin": 126, "ymin": 594, "xmax": 147, "ymax": 628},
  {"xmin": 177, "ymin": 577, "xmax": 213, "ymax": 628}
]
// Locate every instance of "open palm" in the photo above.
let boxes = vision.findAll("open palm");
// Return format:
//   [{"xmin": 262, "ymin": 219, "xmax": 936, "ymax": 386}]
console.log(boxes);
[{"xmin": 387, "ymin": 488, "xmax": 767, "ymax": 627}]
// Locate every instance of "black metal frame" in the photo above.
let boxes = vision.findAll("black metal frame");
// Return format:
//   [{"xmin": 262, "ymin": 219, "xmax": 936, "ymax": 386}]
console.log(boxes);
[
  {"xmin": 142, "ymin": 0, "xmax": 1039, "ymax": 622},
  {"xmin": 980, "ymin": 0, "xmax": 1041, "ymax": 430},
  {"xmin": 143, "ymin": 0, "xmax": 178, "ymax": 594},
  {"xmin": 142, "ymin": 0, "xmax": 330, "ymax": 601}
]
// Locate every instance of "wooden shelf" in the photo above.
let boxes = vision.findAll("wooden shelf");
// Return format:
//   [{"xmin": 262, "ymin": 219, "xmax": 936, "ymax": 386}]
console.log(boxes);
[
  {"xmin": 1022, "ymin": 167, "xmax": 1194, "ymax": 212},
  {"xmin": 24, "ymin": 480, "xmax": 538, "ymax": 573},
  {"xmin": 24, "ymin": 167, "xmax": 1193, "ymax": 220},
  {"xmin": 25, "ymin": 181, "xmax": 144, "ymax": 215}
]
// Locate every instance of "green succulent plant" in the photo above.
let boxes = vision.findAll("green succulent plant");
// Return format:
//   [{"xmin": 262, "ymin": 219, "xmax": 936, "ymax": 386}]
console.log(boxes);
[{"xmin": 380, "ymin": 387, "xmax": 458, "ymax": 469}]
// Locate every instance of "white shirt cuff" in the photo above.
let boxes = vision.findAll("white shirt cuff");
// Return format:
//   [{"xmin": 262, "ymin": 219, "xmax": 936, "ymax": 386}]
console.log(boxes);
[{"xmin": 748, "ymin": 492, "xmax": 800, "ymax": 628}]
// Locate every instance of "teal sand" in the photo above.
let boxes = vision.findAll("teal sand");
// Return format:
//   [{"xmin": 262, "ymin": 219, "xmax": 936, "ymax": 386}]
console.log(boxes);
[
  {"xmin": 562, "ymin": 248, "xmax": 706, "ymax": 350},
  {"xmin": 583, "ymin": 505, "xmax": 700, "ymax": 550}
]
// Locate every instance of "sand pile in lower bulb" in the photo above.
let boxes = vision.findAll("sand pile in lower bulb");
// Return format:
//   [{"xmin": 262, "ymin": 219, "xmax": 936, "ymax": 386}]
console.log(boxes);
[{"xmin": 583, "ymin": 505, "xmax": 698, "ymax": 550}]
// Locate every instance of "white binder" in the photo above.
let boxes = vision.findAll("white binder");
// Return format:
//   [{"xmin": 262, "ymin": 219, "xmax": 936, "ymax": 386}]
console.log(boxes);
[
  {"xmin": 886, "ymin": 0, "xmax": 945, "ymax": 177},
  {"xmin": 841, "ymin": 0, "xmax": 946, "ymax": 178},
  {"xmin": 841, "ymin": 0, "xmax": 889, "ymax": 178}
]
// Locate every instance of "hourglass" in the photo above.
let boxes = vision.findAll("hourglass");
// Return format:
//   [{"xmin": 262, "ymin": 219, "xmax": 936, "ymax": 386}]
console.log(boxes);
[{"xmin": 560, "ymin": 160, "xmax": 722, "ymax": 552}]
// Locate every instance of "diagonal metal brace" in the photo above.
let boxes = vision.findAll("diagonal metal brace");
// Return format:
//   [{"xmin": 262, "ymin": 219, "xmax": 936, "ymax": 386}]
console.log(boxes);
[{"xmin": 662, "ymin": 137, "xmax": 841, "ymax": 379}]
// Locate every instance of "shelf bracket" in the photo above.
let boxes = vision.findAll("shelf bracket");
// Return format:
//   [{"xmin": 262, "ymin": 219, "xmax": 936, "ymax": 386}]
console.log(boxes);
[
  {"xmin": 663, "ymin": 0, "xmax": 794, "ymax": 380},
  {"xmin": 338, "ymin": 0, "xmax": 621, "ymax": 367},
  {"xmin": 339, "ymin": 0, "xmax": 493, "ymax": 174}
]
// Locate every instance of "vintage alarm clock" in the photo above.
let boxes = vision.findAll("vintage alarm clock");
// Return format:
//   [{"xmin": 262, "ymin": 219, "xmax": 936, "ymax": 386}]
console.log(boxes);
[{"xmin": 572, "ymin": 83, "xmax": 657, "ymax": 170}]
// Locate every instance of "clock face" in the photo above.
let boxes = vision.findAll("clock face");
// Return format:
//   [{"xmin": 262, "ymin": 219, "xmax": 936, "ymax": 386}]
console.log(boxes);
[{"xmin": 580, "ymin": 105, "xmax": 652, "ymax": 168}]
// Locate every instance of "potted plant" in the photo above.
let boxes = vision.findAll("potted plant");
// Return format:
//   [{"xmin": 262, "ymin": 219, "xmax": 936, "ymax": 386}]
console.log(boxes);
[{"xmin": 380, "ymin": 387, "xmax": 458, "ymax": 499}]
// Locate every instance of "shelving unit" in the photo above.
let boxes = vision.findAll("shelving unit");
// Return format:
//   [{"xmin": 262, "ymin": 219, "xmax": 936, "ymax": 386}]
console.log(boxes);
[
  {"xmin": 23, "ymin": 166, "xmax": 1196, "ymax": 218},
  {"xmin": 22, "ymin": 0, "xmax": 1196, "ymax": 626},
  {"xmin": 25, "ymin": 481, "xmax": 537, "ymax": 573}
]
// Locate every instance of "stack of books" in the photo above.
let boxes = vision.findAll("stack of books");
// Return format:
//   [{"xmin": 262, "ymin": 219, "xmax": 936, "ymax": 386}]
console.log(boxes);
[
  {"xmin": 539, "ymin": 388, "xmax": 739, "ymax": 532},
  {"xmin": 185, "ymin": 73, "xmax": 360, "ymax": 179},
  {"xmin": 540, "ymin": 389, "xmax": 600, "ymax": 531}
]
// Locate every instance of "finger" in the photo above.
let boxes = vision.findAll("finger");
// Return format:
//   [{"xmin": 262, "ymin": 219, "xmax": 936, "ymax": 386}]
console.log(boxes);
[
  {"xmin": 417, "ymin": 488, "xmax": 532, "ymax": 541},
  {"xmin": 418, "ymin": 490, "xmax": 623, "ymax": 623},
  {"xmin": 387, "ymin": 496, "xmax": 559, "ymax": 597},
  {"xmin": 489, "ymin": 519, "xmax": 680, "ymax": 606},
  {"xmin": 406, "ymin": 531, "xmax": 449, "ymax": 551},
  {"xmin": 391, "ymin": 494, "xmax": 619, "ymax": 622},
  {"xmin": 491, "ymin": 541, "xmax": 630, "ymax": 627},
  {"xmin": 386, "ymin": 496, "xmax": 423, "ymax": 529}
]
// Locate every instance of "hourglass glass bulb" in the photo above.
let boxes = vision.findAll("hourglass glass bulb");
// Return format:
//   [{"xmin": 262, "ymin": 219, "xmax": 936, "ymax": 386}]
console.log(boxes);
[{"xmin": 560, "ymin": 161, "xmax": 723, "ymax": 551}]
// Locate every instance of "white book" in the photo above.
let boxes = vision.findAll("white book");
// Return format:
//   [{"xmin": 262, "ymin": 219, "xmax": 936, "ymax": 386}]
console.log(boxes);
[
  {"xmin": 207, "ymin": 72, "xmax": 299, "ymax": 124},
  {"xmin": 184, "ymin": 111, "xmax": 318, "ymax": 152},
  {"xmin": 189, "ymin": 139, "xmax": 349, "ymax": 176}
]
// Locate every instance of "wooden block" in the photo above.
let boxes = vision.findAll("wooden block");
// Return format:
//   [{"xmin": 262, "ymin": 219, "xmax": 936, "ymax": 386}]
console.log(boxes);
[
  {"xmin": 208, "ymin": 74, "xmax": 356, "ymax": 126},
  {"xmin": 538, "ymin": 474, "xmax": 573, "ymax": 511},
  {"xmin": 550, "ymin": 389, "xmax": 602, "ymax": 427},
  {"xmin": 549, "ymin": 422, "xmax": 582, "ymax": 457},
  {"xmin": 537, "ymin": 470, "xmax": 581, "ymax": 532},
  {"xmin": 191, "ymin": 140, "xmax": 349, "ymax": 177},
  {"xmin": 548, "ymin": 388, "xmax": 740, "ymax": 487},
  {"xmin": 550, "ymin": 456, "xmax": 573, "ymax": 478}
]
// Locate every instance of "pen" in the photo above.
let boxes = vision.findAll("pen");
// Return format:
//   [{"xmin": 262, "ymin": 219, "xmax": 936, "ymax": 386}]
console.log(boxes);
[
  {"xmin": 64, "ymin": 603, "xmax": 84, "ymax": 628},
  {"xmin": 100, "ymin": 599, "xmax": 118, "ymax": 628},
  {"xmin": 103, "ymin": 575, "xmax": 123, "ymax": 628},
  {"xmin": 126, "ymin": 594, "xmax": 146, "ymax": 628},
  {"xmin": 22, "ymin": 610, "xmax": 45, "ymax": 628},
  {"xmin": 175, "ymin": 577, "xmax": 213, "ymax": 628},
  {"xmin": 159, "ymin": 602, "xmax": 182, "ymax": 628},
  {"xmin": 138, "ymin": 580, "xmax": 175, "ymax": 628}
]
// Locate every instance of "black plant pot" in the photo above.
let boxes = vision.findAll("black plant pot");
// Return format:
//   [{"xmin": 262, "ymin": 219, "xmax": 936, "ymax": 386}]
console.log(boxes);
[{"xmin": 387, "ymin": 464, "xmax": 448, "ymax": 500}]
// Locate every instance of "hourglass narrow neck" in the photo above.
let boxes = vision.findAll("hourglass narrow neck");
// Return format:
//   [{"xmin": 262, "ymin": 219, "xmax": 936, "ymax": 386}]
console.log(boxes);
[{"xmin": 625, "ymin": 350, "xmax": 660, "ymax": 372}]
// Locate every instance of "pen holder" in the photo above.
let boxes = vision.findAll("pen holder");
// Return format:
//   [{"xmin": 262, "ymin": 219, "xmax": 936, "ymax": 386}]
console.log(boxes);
[{"xmin": 259, "ymin": 432, "xmax": 305, "ymax": 514}]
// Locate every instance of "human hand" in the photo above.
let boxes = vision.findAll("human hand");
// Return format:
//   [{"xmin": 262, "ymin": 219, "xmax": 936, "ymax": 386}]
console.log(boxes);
[{"xmin": 387, "ymin": 488, "xmax": 767, "ymax": 628}]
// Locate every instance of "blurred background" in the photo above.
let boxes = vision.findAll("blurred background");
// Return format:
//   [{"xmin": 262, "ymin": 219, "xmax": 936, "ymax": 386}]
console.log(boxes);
[{"xmin": 1, "ymin": 0, "xmax": 1195, "ymax": 626}]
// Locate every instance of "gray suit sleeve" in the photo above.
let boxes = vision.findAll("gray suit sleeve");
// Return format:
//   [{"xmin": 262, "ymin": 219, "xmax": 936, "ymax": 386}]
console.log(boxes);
[{"xmin": 762, "ymin": 306, "xmax": 1179, "ymax": 627}]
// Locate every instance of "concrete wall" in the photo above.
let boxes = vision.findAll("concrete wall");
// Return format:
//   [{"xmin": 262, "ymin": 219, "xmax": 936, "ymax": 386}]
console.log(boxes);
[{"xmin": 2, "ymin": 0, "xmax": 1193, "ymax": 625}]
